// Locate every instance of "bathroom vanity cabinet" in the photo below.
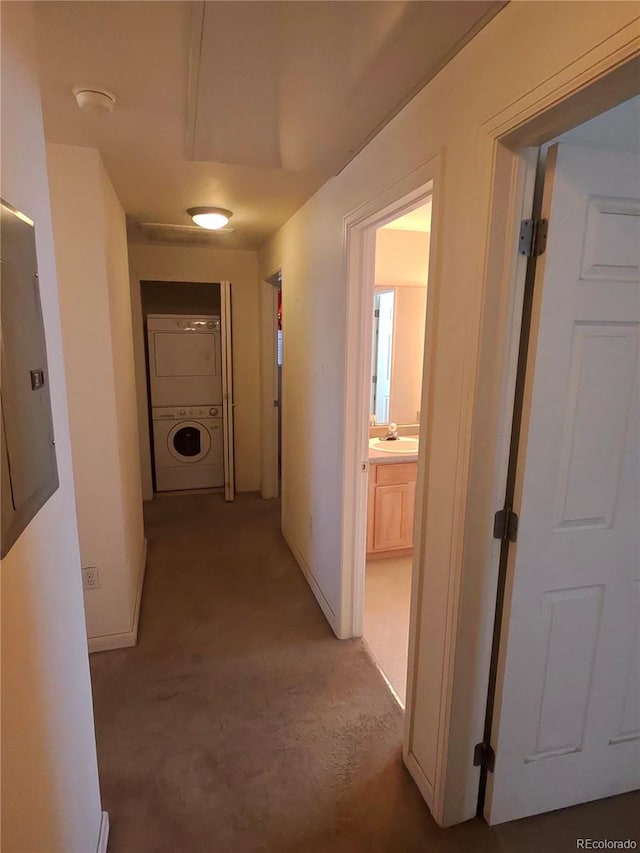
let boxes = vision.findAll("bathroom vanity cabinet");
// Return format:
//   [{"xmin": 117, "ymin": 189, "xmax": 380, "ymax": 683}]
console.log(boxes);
[{"xmin": 367, "ymin": 461, "xmax": 417, "ymax": 557}]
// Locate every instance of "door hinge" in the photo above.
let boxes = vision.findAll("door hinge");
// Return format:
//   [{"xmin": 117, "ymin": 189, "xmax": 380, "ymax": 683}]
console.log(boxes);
[
  {"xmin": 473, "ymin": 741, "xmax": 495, "ymax": 772},
  {"xmin": 493, "ymin": 506, "xmax": 519, "ymax": 542},
  {"xmin": 519, "ymin": 218, "xmax": 548, "ymax": 258},
  {"xmin": 374, "ymin": 309, "xmax": 380, "ymax": 318}
]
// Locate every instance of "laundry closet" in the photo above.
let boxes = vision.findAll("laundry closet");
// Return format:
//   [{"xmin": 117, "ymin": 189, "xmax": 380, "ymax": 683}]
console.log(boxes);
[{"xmin": 141, "ymin": 280, "xmax": 235, "ymax": 499}]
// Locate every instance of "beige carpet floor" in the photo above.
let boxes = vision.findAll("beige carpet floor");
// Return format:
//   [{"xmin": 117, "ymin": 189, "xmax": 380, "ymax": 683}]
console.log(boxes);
[
  {"xmin": 364, "ymin": 556, "xmax": 412, "ymax": 704},
  {"xmin": 90, "ymin": 493, "xmax": 640, "ymax": 853}
]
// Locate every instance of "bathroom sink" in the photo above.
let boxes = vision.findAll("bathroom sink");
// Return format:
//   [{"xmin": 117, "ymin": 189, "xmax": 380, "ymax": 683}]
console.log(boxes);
[{"xmin": 369, "ymin": 437, "xmax": 419, "ymax": 454}]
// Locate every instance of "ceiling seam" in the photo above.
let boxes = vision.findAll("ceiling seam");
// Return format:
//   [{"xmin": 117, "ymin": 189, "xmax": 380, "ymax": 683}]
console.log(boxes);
[{"xmin": 186, "ymin": 1, "xmax": 206, "ymax": 161}]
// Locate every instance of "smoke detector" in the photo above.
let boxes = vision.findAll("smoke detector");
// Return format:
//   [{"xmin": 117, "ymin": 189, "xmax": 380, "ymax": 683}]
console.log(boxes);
[{"xmin": 73, "ymin": 87, "xmax": 116, "ymax": 114}]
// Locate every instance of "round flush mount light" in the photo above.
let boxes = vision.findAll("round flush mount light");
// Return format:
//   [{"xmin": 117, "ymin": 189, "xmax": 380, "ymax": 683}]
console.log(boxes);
[
  {"xmin": 73, "ymin": 87, "xmax": 116, "ymax": 113},
  {"xmin": 187, "ymin": 207, "xmax": 233, "ymax": 230}
]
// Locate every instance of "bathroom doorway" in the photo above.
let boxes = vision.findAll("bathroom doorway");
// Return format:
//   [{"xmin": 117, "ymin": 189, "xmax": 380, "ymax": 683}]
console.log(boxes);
[{"xmin": 363, "ymin": 201, "xmax": 431, "ymax": 705}]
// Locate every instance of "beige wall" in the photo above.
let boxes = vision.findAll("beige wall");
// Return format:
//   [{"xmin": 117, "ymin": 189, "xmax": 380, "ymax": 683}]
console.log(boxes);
[
  {"xmin": 388, "ymin": 286, "xmax": 428, "ymax": 425},
  {"xmin": 47, "ymin": 143, "xmax": 145, "ymax": 645},
  {"xmin": 0, "ymin": 5, "xmax": 103, "ymax": 851},
  {"xmin": 258, "ymin": 0, "xmax": 639, "ymax": 826},
  {"xmin": 375, "ymin": 228, "xmax": 430, "ymax": 288},
  {"xmin": 128, "ymin": 243, "xmax": 261, "ymax": 497}
]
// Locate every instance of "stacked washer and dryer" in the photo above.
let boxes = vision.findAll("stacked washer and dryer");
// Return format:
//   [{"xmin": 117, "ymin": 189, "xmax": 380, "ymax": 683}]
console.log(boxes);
[{"xmin": 147, "ymin": 315, "xmax": 225, "ymax": 492}]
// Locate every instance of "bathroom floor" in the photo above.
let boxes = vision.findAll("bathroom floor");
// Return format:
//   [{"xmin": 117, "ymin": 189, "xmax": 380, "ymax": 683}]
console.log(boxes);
[{"xmin": 364, "ymin": 554, "xmax": 412, "ymax": 705}]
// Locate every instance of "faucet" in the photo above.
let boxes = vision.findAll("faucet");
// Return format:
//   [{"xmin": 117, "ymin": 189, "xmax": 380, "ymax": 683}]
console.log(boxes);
[{"xmin": 383, "ymin": 422, "xmax": 399, "ymax": 440}]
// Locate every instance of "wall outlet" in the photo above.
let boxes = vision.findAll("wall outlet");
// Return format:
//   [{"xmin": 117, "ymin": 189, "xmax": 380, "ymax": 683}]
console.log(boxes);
[{"xmin": 82, "ymin": 567, "xmax": 100, "ymax": 590}]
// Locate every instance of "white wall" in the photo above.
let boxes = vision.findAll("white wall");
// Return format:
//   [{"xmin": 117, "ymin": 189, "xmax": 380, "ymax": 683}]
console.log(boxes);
[
  {"xmin": 128, "ymin": 243, "xmax": 261, "ymax": 497},
  {"xmin": 556, "ymin": 93, "xmax": 640, "ymax": 152},
  {"xmin": 0, "ymin": 4, "xmax": 103, "ymax": 851},
  {"xmin": 259, "ymin": 0, "xmax": 640, "ymax": 826},
  {"xmin": 47, "ymin": 143, "xmax": 145, "ymax": 648}
]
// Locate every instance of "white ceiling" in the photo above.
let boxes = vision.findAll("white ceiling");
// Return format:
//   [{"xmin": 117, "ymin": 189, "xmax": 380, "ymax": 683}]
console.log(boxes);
[
  {"xmin": 35, "ymin": 1, "xmax": 503, "ymax": 250},
  {"xmin": 382, "ymin": 200, "xmax": 432, "ymax": 233}
]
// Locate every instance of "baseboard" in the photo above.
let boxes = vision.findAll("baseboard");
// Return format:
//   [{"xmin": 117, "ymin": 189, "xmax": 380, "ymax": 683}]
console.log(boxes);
[
  {"xmin": 88, "ymin": 538, "xmax": 147, "ymax": 654},
  {"xmin": 96, "ymin": 811, "xmax": 109, "ymax": 853},
  {"xmin": 281, "ymin": 528, "xmax": 341, "ymax": 637},
  {"xmin": 154, "ymin": 486, "xmax": 224, "ymax": 497},
  {"xmin": 367, "ymin": 547, "xmax": 413, "ymax": 560}
]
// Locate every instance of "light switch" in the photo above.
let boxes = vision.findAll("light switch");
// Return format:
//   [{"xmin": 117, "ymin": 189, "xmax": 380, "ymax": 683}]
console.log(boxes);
[{"xmin": 30, "ymin": 369, "xmax": 45, "ymax": 390}]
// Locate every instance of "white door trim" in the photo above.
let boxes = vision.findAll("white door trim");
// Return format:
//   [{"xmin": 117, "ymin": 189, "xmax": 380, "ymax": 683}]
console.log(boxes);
[
  {"xmin": 221, "ymin": 280, "xmax": 235, "ymax": 501},
  {"xmin": 260, "ymin": 279, "xmax": 280, "ymax": 499},
  {"xmin": 96, "ymin": 811, "xmax": 109, "ymax": 853},
  {"xmin": 342, "ymin": 165, "xmax": 436, "ymax": 641},
  {"xmin": 486, "ymin": 142, "xmax": 640, "ymax": 824},
  {"xmin": 463, "ymin": 144, "xmax": 539, "ymax": 818}
]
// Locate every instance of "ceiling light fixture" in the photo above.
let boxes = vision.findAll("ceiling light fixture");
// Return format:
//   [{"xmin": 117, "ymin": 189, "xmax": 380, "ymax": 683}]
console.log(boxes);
[
  {"xmin": 73, "ymin": 87, "xmax": 116, "ymax": 113},
  {"xmin": 187, "ymin": 207, "xmax": 233, "ymax": 230}
]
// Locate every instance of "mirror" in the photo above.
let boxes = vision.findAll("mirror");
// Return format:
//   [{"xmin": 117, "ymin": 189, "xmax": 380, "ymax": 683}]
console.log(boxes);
[
  {"xmin": 370, "ymin": 201, "xmax": 430, "ymax": 426},
  {"xmin": 371, "ymin": 289, "xmax": 395, "ymax": 423},
  {"xmin": 370, "ymin": 285, "xmax": 427, "ymax": 425}
]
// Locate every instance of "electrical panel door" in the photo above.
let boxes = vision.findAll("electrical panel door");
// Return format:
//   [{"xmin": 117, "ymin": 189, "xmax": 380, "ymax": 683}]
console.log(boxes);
[{"xmin": 1, "ymin": 199, "xmax": 58, "ymax": 558}]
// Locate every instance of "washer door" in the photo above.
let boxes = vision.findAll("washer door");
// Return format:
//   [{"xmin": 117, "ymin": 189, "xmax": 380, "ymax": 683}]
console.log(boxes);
[{"xmin": 167, "ymin": 420, "xmax": 211, "ymax": 463}]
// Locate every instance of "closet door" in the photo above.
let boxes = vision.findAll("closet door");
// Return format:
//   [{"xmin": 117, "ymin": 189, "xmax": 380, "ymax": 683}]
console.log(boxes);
[{"xmin": 221, "ymin": 281, "xmax": 235, "ymax": 501}]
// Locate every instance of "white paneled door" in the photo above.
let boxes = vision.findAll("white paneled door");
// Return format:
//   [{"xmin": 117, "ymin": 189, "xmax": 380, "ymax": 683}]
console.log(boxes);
[{"xmin": 486, "ymin": 143, "xmax": 640, "ymax": 824}]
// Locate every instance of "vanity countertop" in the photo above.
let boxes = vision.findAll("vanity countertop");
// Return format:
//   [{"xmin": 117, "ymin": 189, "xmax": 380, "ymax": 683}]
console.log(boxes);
[{"xmin": 368, "ymin": 436, "xmax": 419, "ymax": 464}]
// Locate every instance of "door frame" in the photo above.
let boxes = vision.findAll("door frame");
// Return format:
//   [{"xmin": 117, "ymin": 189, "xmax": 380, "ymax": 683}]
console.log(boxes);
[
  {"xmin": 133, "ymin": 278, "xmax": 228, "ymax": 501},
  {"xmin": 485, "ymin": 133, "xmax": 640, "ymax": 827},
  {"xmin": 220, "ymin": 280, "xmax": 235, "ymax": 501},
  {"xmin": 441, "ymin": 59, "xmax": 640, "ymax": 825},
  {"xmin": 342, "ymin": 167, "xmax": 436, "ymax": 642},
  {"xmin": 341, "ymin": 44, "xmax": 640, "ymax": 826},
  {"xmin": 260, "ymin": 272, "xmax": 281, "ymax": 500}
]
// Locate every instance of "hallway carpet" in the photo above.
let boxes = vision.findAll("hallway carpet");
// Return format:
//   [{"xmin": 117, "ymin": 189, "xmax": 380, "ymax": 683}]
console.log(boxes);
[{"xmin": 90, "ymin": 494, "xmax": 639, "ymax": 853}]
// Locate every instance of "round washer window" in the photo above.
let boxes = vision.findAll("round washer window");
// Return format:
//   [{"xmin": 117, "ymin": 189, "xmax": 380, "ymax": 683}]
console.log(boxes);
[
  {"xmin": 174, "ymin": 426, "xmax": 200, "ymax": 456},
  {"xmin": 167, "ymin": 421, "xmax": 211, "ymax": 463}
]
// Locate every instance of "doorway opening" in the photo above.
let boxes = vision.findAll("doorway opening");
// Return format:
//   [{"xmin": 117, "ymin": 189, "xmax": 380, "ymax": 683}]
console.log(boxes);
[
  {"xmin": 260, "ymin": 270, "xmax": 282, "ymax": 500},
  {"xmin": 273, "ymin": 271, "xmax": 283, "ymax": 496},
  {"xmin": 359, "ymin": 198, "xmax": 432, "ymax": 706},
  {"xmin": 140, "ymin": 279, "xmax": 235, "ymax": 501}
]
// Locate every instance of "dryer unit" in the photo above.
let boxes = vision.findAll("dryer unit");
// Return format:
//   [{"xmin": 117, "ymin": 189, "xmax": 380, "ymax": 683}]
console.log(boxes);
[
  {"xmin": 147, "ymin": 314, "xmax": 222, "ymax": 407},
  {"xmin": 152, "ymin": 406, "xmax": 224, "ymax": 491}
]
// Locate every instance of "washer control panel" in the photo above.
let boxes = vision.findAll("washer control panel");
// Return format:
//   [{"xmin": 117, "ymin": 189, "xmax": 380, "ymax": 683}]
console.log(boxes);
[{"xmin": 153, "ymin": 406, "xmax": 222, "ymax": 420}]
